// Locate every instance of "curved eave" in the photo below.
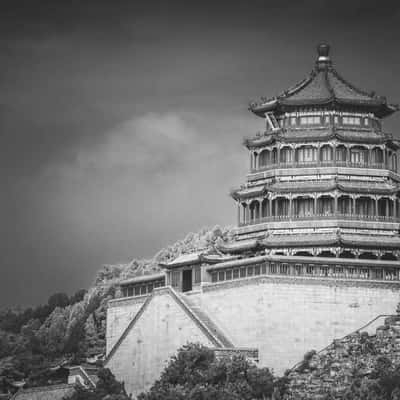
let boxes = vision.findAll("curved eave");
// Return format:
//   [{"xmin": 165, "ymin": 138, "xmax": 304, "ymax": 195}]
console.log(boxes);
[
  {"xmin": 249, "ymin": 98, "xmax": 398, "ymax": 119},
  {"xmin": 268, "ymin": 182, "xmax": 399, "ymax": 196},
  {"xmin": 230, "ymin": 186, "xmax": 267, "ymax": 201},
  {"xmin": 245, "ymin": 129, "xmax": 393, "ymax": 147},
  {"xmin": 249, "ymin": 99, "xmax": 278, "ymax": 117}
]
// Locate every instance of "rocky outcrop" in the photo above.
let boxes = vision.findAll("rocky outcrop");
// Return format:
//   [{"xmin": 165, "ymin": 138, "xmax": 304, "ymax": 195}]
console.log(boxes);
[{"xmin": 285, "ymin": 309, "xmax": 400, "ymax": 399}]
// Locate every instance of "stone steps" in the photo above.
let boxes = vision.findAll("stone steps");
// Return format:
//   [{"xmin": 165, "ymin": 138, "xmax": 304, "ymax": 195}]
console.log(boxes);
[{"xmin": 180, "ymin": 294, "xmax": 234, "ymax": 348}]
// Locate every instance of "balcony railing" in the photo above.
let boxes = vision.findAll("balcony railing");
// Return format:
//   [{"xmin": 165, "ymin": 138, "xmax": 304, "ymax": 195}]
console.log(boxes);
[
  {"xmin": 250, "ymin": 161, "xmax": 395, "ymax": 174},
  {"xmin": 239, "ymin": 213, "xmax": 400, "ymax": 227}
]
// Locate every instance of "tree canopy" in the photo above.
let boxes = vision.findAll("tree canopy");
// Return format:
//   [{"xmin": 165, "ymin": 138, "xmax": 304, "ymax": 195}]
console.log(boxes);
[{"xmin": 138, "ymin": 343, "xmax": 286, "ymax": 400}]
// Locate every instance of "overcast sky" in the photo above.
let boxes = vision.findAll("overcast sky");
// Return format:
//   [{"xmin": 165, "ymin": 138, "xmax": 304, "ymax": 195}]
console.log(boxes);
[{"xmin": 1, "ymin": 0, "xmax": 400, "ymax": 307}]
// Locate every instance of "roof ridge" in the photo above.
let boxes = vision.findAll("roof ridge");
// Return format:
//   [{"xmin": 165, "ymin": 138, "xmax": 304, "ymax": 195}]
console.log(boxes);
[
  {"xmin": 277, "ymin": 72, "xmax": 314, "ymax": 99},
  {"xmin": 330, "ymin": 67, "xmax": 376, "ymax": 98},
  {"xmin": 324, "ymin": 69, "xmax": 335, "ymax": 101}
]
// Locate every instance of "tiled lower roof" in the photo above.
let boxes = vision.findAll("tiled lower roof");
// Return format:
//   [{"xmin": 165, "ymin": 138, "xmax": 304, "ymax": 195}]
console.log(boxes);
[
  {"xmin": 232, "ymin": 180, "xmax": 399, "ymax": 199},
  {"xmin": 263, "ymin": 233, "xmax": 400, "ymax": 249},
  {"xmin": 10, "ymin": 384, "xmax": 75, "ymax": 400}
]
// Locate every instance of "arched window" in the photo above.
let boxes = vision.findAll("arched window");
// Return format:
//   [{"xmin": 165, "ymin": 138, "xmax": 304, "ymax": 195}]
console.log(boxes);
[
  {"xmin": 318, "ymin": 196, "xmax": 334, "ymax": 215},
  {"xmin": 378, "ymin": 198, "xmax": 393, "ymax": 217},
  {"xmin": 339, "ymin": 251, "xmax": 355, "ymax": 259},
  {"xmin": 261, "ymin": 198, "xmax": 269, "ymax": 218},
  {"xmin": 280, "ymin": 147, "xmax": 293, "ymax": 164},
  {"xmin": 381, "ymin": 253, "xmax": 397, "ymax": 261},
  {"xmin": 249, "ymin": 200, "xmax": 260, "ymax": 221},
  {"xmin": 259, "ymin": 149, "xmax": 270, "ymax": 168},
  {"xmin": 320, "ymin": 145, "xmax": 333, "ymax": 163},
  {"xmin": 294, "ymin": 197, "xmax": 314, "ymax": 217},
  {"xmin": 350, "ymin": 146, "xmax": 368, "ymax": 166},
  {"xmin": 371, "ymin": 147, "xmax": 383, "ymax": 164},
  {"xmin": 338, "ymin": 196, "xmax": 352, "ymax": 214},
  {"xmin": 356, "ymin": 197, "xmax": 374, "ymax": 216},
  {"xmin": 272, "ymin": 148, "xmax": 278, "ymax": 164},
  {"xmin": 272, "ymin": 197, "xmax": 289, "ymax": 217},
  {"xmin": 359, "ymin": 252, "xmax": 377, "ymax": 260},
  {"xmin": 336, "ymin": 145, "xmax": 347, "ymax": 163},
  {"xmin": 318, "ymin": 251, "xmax": 335, "ymax": 258},
  {"xmin": 297, "ymin": 146, "xmax": 317, "ymax": 164},
  {"xmin": 392, "ymin": 153, "xmax": 398, "ymax": 172}
]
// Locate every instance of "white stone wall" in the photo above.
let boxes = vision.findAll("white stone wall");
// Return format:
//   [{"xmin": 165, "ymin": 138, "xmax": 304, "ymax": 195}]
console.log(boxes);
[
  {"xmin": 106, "ymin": 290, "xmax": 213, "ymax": 397},
  {"xmin": 106, "ymin": 296, "xmax": 147, "ymax": 354},
  {"xmin": 106, "ymin": 278, "xmax": 400, "ymax": 396},
  {"xmin": 194, "ymin": 277, "xmax": 400, "ymax": 373}
]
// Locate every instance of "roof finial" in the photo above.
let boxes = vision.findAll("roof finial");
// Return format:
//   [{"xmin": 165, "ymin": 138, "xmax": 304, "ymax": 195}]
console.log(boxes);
[{"xmin": 316, "ymin": 43, "xmax": 331, "ymax": 70}]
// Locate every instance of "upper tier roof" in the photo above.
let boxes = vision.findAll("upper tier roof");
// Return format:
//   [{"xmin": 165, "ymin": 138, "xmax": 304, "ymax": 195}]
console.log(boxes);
[{"xmin": 249, "ymin": 44, "xmax": 399, "ymax": 118}]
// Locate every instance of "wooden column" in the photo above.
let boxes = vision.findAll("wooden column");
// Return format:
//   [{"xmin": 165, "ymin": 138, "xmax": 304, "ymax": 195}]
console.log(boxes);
[
  {"xmin": 383, "ymin": 149, "xmax": 387, "ymax": 168},
  {"xmin": 333, "ymin": 144, "xmax": 337, "ymax": 167},
  {"xmin": 375, "ymin": 197, "xmax": 379, "ymax": 217}
]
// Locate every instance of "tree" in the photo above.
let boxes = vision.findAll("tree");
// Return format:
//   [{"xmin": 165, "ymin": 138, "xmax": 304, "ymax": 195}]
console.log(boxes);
[
  {"xmin": 69, "ymin": 368, "xmax": 129, "ymax": 400},
  {"xmin": 138, "ymin": 343, "xmax": 280, "ymax": 400},
  {"xmin": 47, "ymin": 293, "xmax": 70, "ymax": 310},
  {"xmin": 69, "ymin": 289, "xmax": 87, "ymax": 305}
]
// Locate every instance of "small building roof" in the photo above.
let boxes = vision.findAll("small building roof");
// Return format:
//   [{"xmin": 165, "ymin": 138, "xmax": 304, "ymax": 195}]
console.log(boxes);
[
  {"xmin": 10, "ymin": 384, "xmax": 76, "ymax": 400},
  {"xmin": 249, "ymin": 44, "xmax": 398, "ymax": 118},
  {"xmin": 119, "ymin": 272, "xmax": 165, "ymax": 286},
  {"xmin": 159, "ymin": 251, "xmax": 239, "ymax": 268},
  {"xmin": 160, "ymin": 252, "xmax": 203, "ymax": 268},
  {"xmin": 217, "ymin": 239, "xmax": 264, "ymax": 253}
]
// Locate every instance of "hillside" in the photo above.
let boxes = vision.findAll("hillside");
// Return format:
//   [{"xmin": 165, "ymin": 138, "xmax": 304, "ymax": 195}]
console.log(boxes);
[
  {"xmin": 0, "ymin": 226, "xmax": 234, "ymax": 393},
  {"xmin": 285, "ymin": 305, "xmax": 400, "ymax": 399}
]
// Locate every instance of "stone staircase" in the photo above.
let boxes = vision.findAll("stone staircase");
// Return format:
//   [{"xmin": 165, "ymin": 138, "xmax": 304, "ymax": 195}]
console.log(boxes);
[{"xmin": 173, "ymin": 290, "xmax": 234, "ymax": 348}]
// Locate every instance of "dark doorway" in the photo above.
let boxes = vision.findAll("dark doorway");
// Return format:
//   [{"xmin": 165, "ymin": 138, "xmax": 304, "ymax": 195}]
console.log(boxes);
[{"xmin": 182, "ymin": 269, "xmax": 192, "ymax": 292}]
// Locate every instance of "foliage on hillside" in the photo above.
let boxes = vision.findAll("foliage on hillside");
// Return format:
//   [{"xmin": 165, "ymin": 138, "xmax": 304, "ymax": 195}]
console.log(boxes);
[
  {"xmin": 95, "ymin": 225, "xmax": 234, "ymax": 284},
  {"xmin": 0, "ymin": 226, "xmax": 233, "ymax": 393},
  {"xmin": 138, "ymin": 343, "xmax": 287, "ymax": 400}
]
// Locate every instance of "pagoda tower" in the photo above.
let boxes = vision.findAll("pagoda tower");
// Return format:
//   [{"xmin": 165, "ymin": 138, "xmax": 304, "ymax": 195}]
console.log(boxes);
[{"xmin": 231, "ymin": 44, "xmax": 400, "ymax": 261}]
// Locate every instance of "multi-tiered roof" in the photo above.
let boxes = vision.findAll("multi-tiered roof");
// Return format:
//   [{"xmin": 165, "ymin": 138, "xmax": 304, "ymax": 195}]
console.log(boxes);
[
  {"xmin": 249, "ymin": 43, "xmax": 398, "ymax": 118},
  {"xmin": 231, "ymin": 44, "xmax": 400, "ymax": 261}
]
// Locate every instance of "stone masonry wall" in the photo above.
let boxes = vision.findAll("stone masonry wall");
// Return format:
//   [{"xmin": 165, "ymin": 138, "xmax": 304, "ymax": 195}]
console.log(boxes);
[
  {"xmin": 106, "ymin": 296, "xmax": 147, "ymax": 354},
  {"xmin": 106, "ymin": 289, "xmax": 214, "ymax": 397},
  {"xmin": 106, "ymin": 276, "xmax": 400, "ymax": 396},
  {"xmin": 189, "ymin": 277, "xmax": 400, "ymax": 374},
  {"xmin": 285, "ymin": 313, "xmax": 400, "ymax": 399}
]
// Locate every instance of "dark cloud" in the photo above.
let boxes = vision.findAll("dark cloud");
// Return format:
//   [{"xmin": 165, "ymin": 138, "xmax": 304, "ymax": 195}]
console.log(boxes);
[{"xmin": 0, "ymin": 0, "xmax": 399, "ymax": 307}]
